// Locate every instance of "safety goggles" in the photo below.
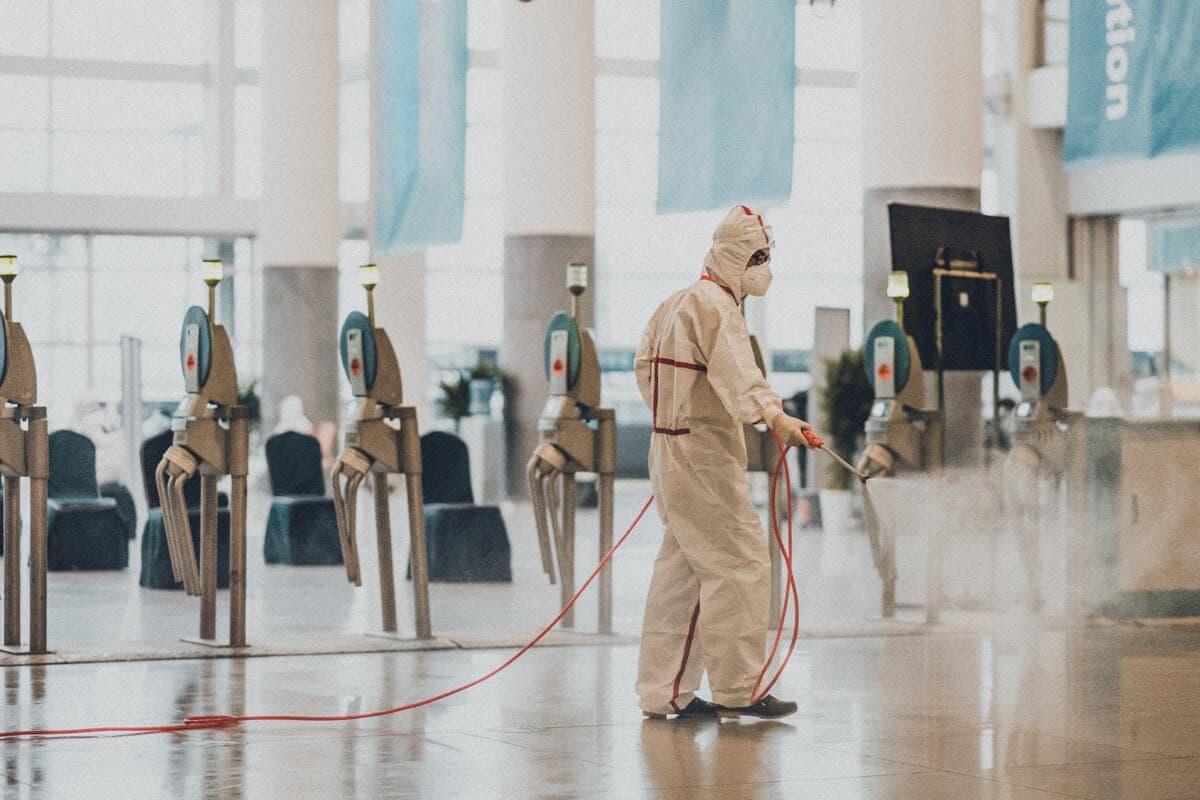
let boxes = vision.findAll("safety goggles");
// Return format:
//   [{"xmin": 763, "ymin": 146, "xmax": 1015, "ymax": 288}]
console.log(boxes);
[{"xmin": 747, "ymin": 249, "xmax": 771, "ymax": 267}]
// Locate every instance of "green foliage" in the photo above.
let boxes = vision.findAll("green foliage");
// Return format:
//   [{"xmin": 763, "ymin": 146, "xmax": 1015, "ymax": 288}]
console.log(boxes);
[
  {"xmin": 818, "ymin": 349, "xmax": 873, "ymax": 489},
  {"xmin": 437, "ymin": 372, "xmax": 471, "ymax": 420},
  {"xmin": 438, "ymin": 357, "xmax": 519, "ymax": 421},
  {"xmin": 237, "ymin": 379, "xmax": 261, "ymax": 423},
  {"xmin": 469, "ymin": 357, "xmax": 499, "ymax": 381}
]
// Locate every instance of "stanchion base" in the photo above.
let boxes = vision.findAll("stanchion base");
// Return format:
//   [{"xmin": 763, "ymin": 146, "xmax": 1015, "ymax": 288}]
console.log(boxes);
[
  {"xmin": 0, "ymin": 645, "xmax": 52, "ymax": 656},
  {"xmin": 181, "ymin": 637, "xmax": 250, "ymax": 649}
]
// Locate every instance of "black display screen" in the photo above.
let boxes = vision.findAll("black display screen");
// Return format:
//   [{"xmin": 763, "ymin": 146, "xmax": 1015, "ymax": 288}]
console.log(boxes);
[{"xmin": 887, "ymin": 204, "xmax": 1017, "ymax": 372}]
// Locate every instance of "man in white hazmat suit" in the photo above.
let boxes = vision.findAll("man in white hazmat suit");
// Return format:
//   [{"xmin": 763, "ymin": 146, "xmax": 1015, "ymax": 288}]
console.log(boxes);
[{"xmin": 634, "ymin": 205, "xmax": 817, "ymax": 720}]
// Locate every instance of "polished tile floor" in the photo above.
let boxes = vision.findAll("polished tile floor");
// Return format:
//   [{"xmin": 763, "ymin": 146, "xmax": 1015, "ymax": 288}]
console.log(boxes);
[
  {"xmin": 2, "ymin": 479, "xmax": 1198, "ymax": 797},
  {"xmin": 4, "ymin": 625, "xmax": 1200, "ymax": 798}
]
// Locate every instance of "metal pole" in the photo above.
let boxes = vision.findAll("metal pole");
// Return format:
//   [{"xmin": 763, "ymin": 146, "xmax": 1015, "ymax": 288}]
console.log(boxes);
[
  {"xmin": 199, "ymin": 473, "xmax": 218, "ymax": 641},
  {"xmin": 934, "ymin": 272, "xmax": 945, "ymax": 463},
  {"xmin": 561, "ymin": 472, "xmax": 577, "ymax": 628},
  {"xmin": 1163, "ymin": 273, "xmax": 1173, "ymax": 416},
  {"xmin": 405, "ymin": 473, "xmax": 432, "ymax": 639},
  {"xmin": 598, "ymin": 472, "xmax": 614, "ymax": 635},
  {"xmin": 993, "ymin": 277, "xmax": 1002, "ymax": 458},
  {"xmin": 28, "ymin": 410, "xmax": 48, "ymax": 654},
  {"xmin": 120, "ymin": 336, "xmax": 143, "ymax": 499},
  {"xmin": 230, "ymin": 473, "xmax": 247, "ymax": 647},
  {"xmin": 374, "ymin": 472, "xmax": 398, "ymax": 634},
  {"xmin": 3, "ymin": 474, "xmax": 20, "ymax": 647}
]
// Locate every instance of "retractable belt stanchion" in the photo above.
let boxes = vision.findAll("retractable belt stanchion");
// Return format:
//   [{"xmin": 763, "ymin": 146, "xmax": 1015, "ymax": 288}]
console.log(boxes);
[
  {"xmin": 331, "ymin": 264, "xmax": 431, "ymax": 640},
  {"xmin": 527, "ymin": 263, "xmax": 618, "ymax": 634},
  {"xmin": 856, "ymin": 271, "xmax": 943, "ymax": 619},
  {"xmin": 0, "ymin": 256, "xmax": 50, "ymax": 655},
  {"xmin": 156, "ymin": 260, "xmax": 250, "ymax": 648},
  {"xmin": 1007, "ymin": 283, "xmax": 1082, "ymax": 613}
]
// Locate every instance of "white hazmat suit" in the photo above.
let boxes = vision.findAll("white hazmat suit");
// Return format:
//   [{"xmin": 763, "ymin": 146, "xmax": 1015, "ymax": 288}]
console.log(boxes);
[{"xmin": 634, "ymin": 206, "xmax": 808, "ymax": 715}]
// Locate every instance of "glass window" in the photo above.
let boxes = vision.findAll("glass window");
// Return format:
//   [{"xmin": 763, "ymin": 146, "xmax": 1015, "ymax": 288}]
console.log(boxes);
[
  {"xmin": 52, "ymin": 79, "xmax": 205, "ymax": 134},
  {"xmin": 426, "ymin": 270, "xmax": 503, "ymax": 347},
  {"xmin": 51, "ymin": 0, "xmax": 209, "ymax": 65},
  {"xmin": 235, "ymin": 85, "xmax": 262, "ymax": 199},
  {"xmin": 0, "ymin": 131, "xmax": 50, "ymax": 192},
  {"xmin": 1120, "ymin": 219, "xmax": 1163, "ymax": 354},
  {"xmin": 0, "ymin": 0, "xmax": 49, "ymax": 57},
  {"xmin": 51, "ymin": 131, "xmax": 192, "ymax": 196},
  {"xmin": 235, "ymin": 0, "xmax": 262, "ymax": 69},
  {"xmin": 0, "ymin": 76, "xmax": 50, "ymax": 129},
  {"xmin": 0, "ymin": 233, "xmax": 260, "ymax": 406}
]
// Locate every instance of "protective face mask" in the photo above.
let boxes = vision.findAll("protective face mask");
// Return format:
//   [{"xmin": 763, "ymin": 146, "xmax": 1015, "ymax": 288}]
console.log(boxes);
[{"xmin": 742, "ymin": 264, "xmax": 773, "ymax": 296}]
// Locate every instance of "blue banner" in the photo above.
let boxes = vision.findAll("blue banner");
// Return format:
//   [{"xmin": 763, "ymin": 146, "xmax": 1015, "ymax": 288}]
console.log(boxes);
[
  {"xmin": 1065, "ymin": 0, "xmax": 1200, "ymax": 166},
  {"xmin": 657, "ymin": 0, "xmax": 795, "ymax": 213},
  {"xmin": 375, "ymin": 0, "xmax": 468, "ymax": 251}
]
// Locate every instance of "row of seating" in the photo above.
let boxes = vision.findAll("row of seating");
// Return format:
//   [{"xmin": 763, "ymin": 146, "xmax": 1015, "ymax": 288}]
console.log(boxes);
[{"xmin": 15, "ymin": 429, "xmax": 510, "ymax": 588}]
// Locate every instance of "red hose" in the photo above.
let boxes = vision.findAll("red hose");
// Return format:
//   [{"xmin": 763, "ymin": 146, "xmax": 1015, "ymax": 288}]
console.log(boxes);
[
  {"xmin": 2, "ymin": 434, "xmax": 806, "ymax": 740},
  {"xmin": 751, "ymin": 433, "xmax": 800, "ymax": 703}
]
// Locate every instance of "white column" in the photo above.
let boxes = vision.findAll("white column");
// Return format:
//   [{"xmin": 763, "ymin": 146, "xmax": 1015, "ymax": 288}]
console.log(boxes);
[
  {"xmin": 991, "ymin": 0, "xmax": 1070, "ymax": 294},
  {"xmin": 372, "ymin": 253, "xmax": 429, "ymax": 421},
  {"xmin": 502, "ymin": 0, "xmax": 596, "ymax": 239},
  {"xmin": 862, "ymin": 0, "xmax": 984, "ymax": 467},
  {"xmin": 258, "ymin": 0, "xmax": 342, "ymax": 434},
  {"xmin": 500, "ymin": 0, "xmax": 596, "ymax": 496}
]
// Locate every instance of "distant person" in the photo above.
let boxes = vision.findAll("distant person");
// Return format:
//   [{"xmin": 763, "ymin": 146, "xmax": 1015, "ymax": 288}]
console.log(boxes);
[
  {"xmin": 72, "ymin": 391, "xmax": 125, "ymax": 485},
  {"xmin": 273, "ymin": 394, "xmax": 314, "ymax": 435}
]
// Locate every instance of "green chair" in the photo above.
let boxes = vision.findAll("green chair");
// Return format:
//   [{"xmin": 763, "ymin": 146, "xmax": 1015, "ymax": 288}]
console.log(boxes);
[
  {"xmin": 410, "ymin": 431, "xmax": 511, "ymax": 582},
  {"xmin": 262, "ymin": 432, "xmax": 342, "ymax": 565},
  {"xmin": 46, "ymin": 430, "xmax": 128, "ymax": 571}
]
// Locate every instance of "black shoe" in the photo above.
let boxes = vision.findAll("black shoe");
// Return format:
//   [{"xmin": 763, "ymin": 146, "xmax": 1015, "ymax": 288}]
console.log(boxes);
[
  {"xmin": 643, "ymin": 697, "xmax": 720, "ymax": 720},
  {"xmin": 717, "ymin": 695, "xmax": 798, "ymax": 719}
]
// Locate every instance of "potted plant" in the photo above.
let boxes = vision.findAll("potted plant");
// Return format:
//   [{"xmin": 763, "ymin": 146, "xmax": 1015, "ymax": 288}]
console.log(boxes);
[
  {"xmin": 436, "ymin": 372, "xmax": 471, "ymax": 430},
  {"xmin": 817, "ymin": 349, "xmax": 873, "ymax": 530},
  {"xmin": 238, "ymin": 379, "xmax": 261, "ymax": 432}
]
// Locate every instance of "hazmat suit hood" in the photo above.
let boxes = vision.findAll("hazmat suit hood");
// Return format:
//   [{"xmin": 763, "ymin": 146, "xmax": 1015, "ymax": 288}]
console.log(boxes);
[{"xmin": 702, "ymin": 205, "xmax": 775, "ymax": 302}]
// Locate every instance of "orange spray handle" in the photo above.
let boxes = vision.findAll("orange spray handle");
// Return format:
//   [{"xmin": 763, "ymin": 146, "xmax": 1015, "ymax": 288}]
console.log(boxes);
[{"xmin": 802, "ymin": 429, "xmax": 824, "ymax": 449}]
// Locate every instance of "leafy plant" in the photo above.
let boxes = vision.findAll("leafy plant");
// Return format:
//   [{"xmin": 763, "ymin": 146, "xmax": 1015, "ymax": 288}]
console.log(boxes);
[
  {"xmin": 469, "ymin": 357, "xmax": 499, "ymax": 382},
  {"xmin": 436, "ymin": 372, "xmax": 471, "ymax": 420},
  {"xmin": 818, "ymin": 349, "xmax": 873, "ymax": 490},
  {"xmin": 237, "ymin": 379, "xmax": 261, "ymax": 424}
]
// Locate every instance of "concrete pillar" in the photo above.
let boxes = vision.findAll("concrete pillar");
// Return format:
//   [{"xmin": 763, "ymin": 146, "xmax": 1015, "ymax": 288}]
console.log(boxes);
[
  {"xmin": 991, "ymin": 0, "xmax": 1069, "ymax": 290},
  {"xmin": 258, "ymin": 0, "xmax": 341, "ymax": 434},
  {"xmin": 500, "ymin": 1, "xmax": 596, "ymax": 497},
  {"xmin": 372, "ymin": 253, "xmax": 429, "ymax": 421},
  {"xmin": 862, "ymin": 0, "xmax": 983, "ymax": 467}
]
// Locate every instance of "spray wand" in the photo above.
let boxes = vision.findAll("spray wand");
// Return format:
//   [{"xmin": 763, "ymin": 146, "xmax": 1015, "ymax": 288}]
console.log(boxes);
[{"xmin": 802, "ymin": 429, "xmax": 869, "ymax": 483}]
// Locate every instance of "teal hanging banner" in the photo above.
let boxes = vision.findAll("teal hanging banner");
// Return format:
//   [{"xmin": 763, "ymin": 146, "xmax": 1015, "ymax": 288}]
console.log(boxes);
[
  {"xmin": 1065, "ymin": 0, "xmax": 1200, "ymax": 166},
  {"xmin": 657, "ymin": 0, "xmax": 795, "ymax": 213},
  {"xmin": 375, "ymin": 0, "xmax": 468, "ymax": 251}
]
